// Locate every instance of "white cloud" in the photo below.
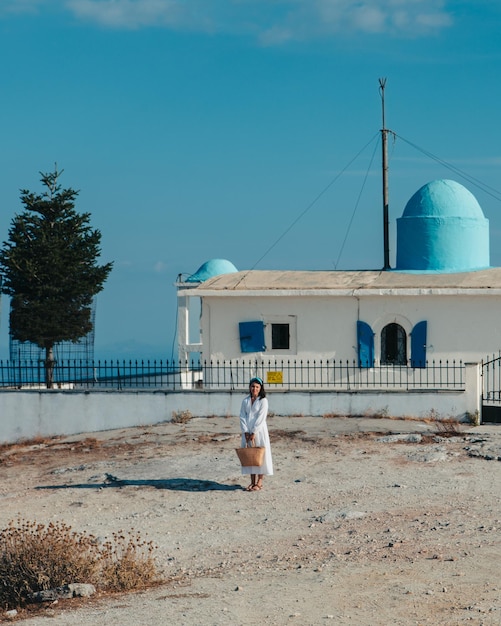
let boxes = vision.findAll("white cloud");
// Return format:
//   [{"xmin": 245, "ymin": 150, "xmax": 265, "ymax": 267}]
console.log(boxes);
[
  {"xmin": 153, "ymin": 261, "xmax": 168, "ymax": 273},
  {"xmin": 311, "ymin": 0, "xmax": 453, "ymax": 37},
  {"xmin": 255, "ymin": 0, "xmax": 454, "ymax": 45},
  {"xmin": 0, "ymin": 0, "xmax": 47, "ymax": 15},
  {"xmin": 415, "ymin": 11, "xmax": 453, "ymax": 29},
  {"xmin": 350, "ymin": 5, "xmax": 387, "ymax": 33},
  {"xmin": 65, "ymin": 0, "xmax": 185, "ymax": 29},
  {"xmin": 1, "ymin": 0, "xmax": 455, "ymax": 41}
]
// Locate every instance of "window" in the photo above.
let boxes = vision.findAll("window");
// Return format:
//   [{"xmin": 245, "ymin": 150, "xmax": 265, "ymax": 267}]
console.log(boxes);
[
  {"xmin": 265, "ymin": 316, "xmax": 297, "ymax": 355},
  {"xmin": 271, "ymin": 323, "xmax": 290, "ymax": 350},
  {"xmin": 381, "ymin": 323, "xmax": 407, "ymax": 365},
  {"xmin": 238, "ymin": 318, "xmax": 296, "ymax": 354}
]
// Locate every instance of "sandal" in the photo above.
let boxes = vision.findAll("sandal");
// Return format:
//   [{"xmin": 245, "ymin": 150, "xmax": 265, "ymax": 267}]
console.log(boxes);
[
  {"xmin": 245, "ymin": 483, "xmax": 255, "ymax": 491},
  {"xmin": 251, "ymin": 480, "xmax": 263, "ymax": 491}
]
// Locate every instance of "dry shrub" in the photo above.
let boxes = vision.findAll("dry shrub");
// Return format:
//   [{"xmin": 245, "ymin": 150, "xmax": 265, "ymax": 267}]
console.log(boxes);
[
  {"xmin": 0, "ymin": 519, "xmax": 161, "ymax": 610},
  {"xmin": 99, "ymin": 530, "xmax": 158, "ymax": 592},
  {"xmin": 171, "ymin": 409, "xmax": 192, "ymax": 424}
]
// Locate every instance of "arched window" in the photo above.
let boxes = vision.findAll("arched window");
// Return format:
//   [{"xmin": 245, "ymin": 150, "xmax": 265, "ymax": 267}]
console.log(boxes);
[{"xmin": 381, "ymin": 323, "xmax": 407, "ymax": 365}]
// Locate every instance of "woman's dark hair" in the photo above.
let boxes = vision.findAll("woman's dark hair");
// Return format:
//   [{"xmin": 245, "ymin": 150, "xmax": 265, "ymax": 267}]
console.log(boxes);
[{"xmin": 249, "ymin": 377, "xmax": 266, "ymax": 398}]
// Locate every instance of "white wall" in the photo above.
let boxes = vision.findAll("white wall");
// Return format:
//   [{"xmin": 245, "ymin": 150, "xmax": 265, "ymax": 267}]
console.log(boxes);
[
  {"xmin": 359, "ymin": 294, "xmax": 501, "ymax": 363},
  {"xmin": 0, "ymin": 363, "xmax": 481, "ymax": 444},
  {"xmin": 201, "ymin": 293, "xmax": 501, "ymax": 363},
  {"xmin": 202, "ymin": 295, "xmax": 359, "ymax": 361}
]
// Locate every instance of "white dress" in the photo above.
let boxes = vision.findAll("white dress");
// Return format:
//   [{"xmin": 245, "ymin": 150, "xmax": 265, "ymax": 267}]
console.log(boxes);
[{"xmin": 239, "ymin": 395, "xmax": 273, "ymax": 475}]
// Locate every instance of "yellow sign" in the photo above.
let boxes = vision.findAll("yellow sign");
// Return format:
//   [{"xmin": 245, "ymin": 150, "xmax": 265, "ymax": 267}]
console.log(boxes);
[{"xmin": 267, "ymin": 371, "xmax": 283, "ymax": 384}]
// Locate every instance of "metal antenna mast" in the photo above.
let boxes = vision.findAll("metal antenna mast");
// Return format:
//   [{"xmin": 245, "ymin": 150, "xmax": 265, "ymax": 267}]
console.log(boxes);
[{"xmin": 379, "ymin": 77, "xmax": 391, "ymax": 270}]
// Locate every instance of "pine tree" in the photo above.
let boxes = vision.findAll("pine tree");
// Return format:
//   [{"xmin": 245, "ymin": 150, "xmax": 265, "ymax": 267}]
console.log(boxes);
[{"xmin": 0, "ymin": 168, "xmax": 113, "ymax": 387}]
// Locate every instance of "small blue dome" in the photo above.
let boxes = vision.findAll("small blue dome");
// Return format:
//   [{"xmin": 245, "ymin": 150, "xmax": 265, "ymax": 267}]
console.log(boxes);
[
  {"xmin": 396, "ymin": 179, "xmax": 489, "ymax": 272},
  {"xmin": 402, "ymin": 179, "xmax": 484, "ymax": 219},
  {"xmin": 185, "ymin": 259, "xmax": 238, "ymax": 283}
]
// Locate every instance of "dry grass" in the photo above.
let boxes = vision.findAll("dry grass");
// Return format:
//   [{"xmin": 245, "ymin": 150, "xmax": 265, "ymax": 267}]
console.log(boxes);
[
  {"xmin": 171, "ymin": 410, "xmax": 193, "ymax": 424},
  {"xmin": 0, "ymin": 437, "xmax": 102, "ymax": 468},
  {"xmin": 433, "ymin": 417, "xmax": 464, "ymax": 438},
  {"xmin": 0, "ymin": 519, "xmax": 162, "ymax": 611},
  {"xmin": 98, "ymin": 530, "xmax": 159, "ymax": 592}
]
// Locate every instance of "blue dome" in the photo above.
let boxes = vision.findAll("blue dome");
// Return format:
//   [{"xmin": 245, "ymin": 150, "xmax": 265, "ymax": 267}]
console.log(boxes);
[
  {"xmin": 396, "ymin": 179, "xmax": 489, "ymax": 272},
  {"xmin": 185, "ymin": 259, "xmax": 238, "ymax": 283},
  {"xmin": 402, "ymin": 179, "xmax": 484, "ymax": 219}
]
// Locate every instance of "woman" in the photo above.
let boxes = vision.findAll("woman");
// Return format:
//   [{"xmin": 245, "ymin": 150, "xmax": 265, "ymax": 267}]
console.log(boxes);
[{"xmin": 239, "ymin": 377, "xmax": 273, "ymax": 491}]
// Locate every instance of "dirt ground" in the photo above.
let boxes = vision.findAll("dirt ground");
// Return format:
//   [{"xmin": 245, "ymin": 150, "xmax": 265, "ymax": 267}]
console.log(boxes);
[{"xmin": 0, "ymin": 415, "xmax": 500, "ymax": 626}]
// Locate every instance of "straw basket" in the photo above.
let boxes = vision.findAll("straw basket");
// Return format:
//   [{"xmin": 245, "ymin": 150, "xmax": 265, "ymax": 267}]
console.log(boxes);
[{"xmin": 236, "ymin": 443, "xmax": 265, "ymax": 467}]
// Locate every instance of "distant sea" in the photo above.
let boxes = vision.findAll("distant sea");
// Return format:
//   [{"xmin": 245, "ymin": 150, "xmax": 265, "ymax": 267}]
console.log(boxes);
[
  {"xmin": 0, "ymin": 342, "xmax": 178, "ymax": 364},
  {"xmin": 95, "ymin": 340, "xmax": 176, "ymax": 363}
]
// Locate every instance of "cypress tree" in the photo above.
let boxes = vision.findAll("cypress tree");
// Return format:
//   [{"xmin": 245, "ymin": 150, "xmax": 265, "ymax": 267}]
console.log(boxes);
[{"xmin": 0, "ymin": 168, "xmax": 113, "ymax": 387}]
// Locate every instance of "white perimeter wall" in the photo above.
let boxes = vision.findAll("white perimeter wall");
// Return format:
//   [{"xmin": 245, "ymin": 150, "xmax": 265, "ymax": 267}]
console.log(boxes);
[{"xmin": 0, "ymin": 364, "xmax": 481, "ymax": 443}]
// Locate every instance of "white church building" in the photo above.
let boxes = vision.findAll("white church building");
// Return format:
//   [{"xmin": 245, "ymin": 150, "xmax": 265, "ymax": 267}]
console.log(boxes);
[{"xmin": 176, "ymin": 179, "xmax": 501, "ymax": 420}]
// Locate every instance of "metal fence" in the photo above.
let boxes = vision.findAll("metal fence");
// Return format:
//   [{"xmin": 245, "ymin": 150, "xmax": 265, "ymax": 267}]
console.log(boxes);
[
  {"xmin": 0, "ymin": 358, "xmax": 465, "ymax": 392},
  {"xmin": 482, "ymin": 352, "xmax": 501, "ymax": 404}
]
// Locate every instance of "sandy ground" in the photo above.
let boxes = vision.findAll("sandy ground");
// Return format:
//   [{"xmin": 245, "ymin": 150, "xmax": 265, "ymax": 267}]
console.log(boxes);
[{"xmin": 0, "ymin": 415, "xmax": 500, "ymax": 626}]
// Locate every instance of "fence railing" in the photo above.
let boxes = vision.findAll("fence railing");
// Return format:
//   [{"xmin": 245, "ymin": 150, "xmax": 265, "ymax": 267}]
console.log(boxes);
[
  {"xmin": 0, "ymin": 358, "xmax": 465, "ymax": 392},
  {"xmin": 482, "ymin": 352, "xmax": 501, "ymax": 404}
]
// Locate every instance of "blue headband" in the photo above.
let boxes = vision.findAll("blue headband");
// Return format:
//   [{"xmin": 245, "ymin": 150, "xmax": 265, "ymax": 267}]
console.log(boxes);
[{"xmin": 250, "ymin": 377, "xmax": 263, "ymax": 386}]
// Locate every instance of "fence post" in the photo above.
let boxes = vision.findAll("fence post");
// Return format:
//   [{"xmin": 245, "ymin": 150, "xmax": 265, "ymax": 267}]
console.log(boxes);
[{"xmin": 465, "ymin": 362, "xmax": 481, "ymax": 424}]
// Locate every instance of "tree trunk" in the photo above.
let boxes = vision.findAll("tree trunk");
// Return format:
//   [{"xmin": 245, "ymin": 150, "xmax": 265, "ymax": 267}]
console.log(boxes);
[{"xmin": 45, "ymin": 344, "xmax": 55, "ymax": 389}]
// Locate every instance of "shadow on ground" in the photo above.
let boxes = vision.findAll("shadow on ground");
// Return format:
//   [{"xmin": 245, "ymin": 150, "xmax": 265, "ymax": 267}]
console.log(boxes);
[{"xmin": 36, "ymin": 477, "xmax": 242, "ymax": 492}]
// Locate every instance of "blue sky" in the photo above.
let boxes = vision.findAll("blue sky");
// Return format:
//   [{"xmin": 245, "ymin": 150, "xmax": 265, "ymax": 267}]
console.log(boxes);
[{"xmin": 1, "ymin": 0, "xmax": 501, "ymax": 360}]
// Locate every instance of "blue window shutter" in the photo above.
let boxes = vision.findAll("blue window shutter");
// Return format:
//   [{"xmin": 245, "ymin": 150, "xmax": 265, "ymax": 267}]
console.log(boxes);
[
  {"xmin": 357, "ymin": 321, "xmax": 374, "ymax": 368},
  {"xmin": 411, "ymin": 321, "xmax": 427, "ymax": 368},
  {"xmin": 239, "ymin": 321, "xmax": 265, "ymax": 353}
]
